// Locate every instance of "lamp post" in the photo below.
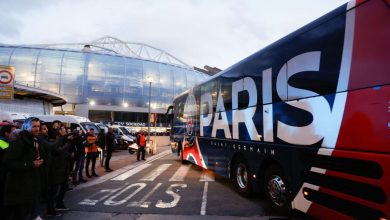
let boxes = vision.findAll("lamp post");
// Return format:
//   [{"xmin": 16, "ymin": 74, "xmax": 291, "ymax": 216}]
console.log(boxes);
[{"xmin": 147, "ymin": 79, "xmax": 152, "ymax": 145}]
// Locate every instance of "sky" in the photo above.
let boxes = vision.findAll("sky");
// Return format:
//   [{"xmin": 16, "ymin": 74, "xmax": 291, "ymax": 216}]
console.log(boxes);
[{"xmin": 0, "ymin": 0, "xmax": 348, "ymax": 70}]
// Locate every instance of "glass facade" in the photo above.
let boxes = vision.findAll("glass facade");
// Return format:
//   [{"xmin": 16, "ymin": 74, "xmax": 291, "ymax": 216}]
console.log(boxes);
[{"xmin": 0, "ymin": 45, "xmax": 209, "ymax": 110}]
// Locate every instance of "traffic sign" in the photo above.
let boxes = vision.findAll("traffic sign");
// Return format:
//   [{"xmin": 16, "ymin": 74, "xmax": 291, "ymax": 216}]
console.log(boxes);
[{"xmin": 0, "ymin": 66, "xmax": 15, "ymax": 100}]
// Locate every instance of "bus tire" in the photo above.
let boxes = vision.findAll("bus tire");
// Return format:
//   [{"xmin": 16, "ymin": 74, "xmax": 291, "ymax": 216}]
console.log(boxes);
[
  {"xmin": 232, "ymin": 156, "xmax": 252, "ymax": 197},
  {"xmin": 264, "ymin": 165, "xmax": 292, "ymax": 215}
]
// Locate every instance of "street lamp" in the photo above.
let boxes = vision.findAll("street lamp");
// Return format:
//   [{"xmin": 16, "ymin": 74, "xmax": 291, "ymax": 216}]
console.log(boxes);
[{"xmin": 147, "ymin": 76, "xmax": 152, "ymax": 146}]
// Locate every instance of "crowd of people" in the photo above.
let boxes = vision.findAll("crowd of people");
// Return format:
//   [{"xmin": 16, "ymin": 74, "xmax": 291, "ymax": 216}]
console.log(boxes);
[{"xmin": 0, "ymin": 118, "xmax": 119, "ymax": 220}]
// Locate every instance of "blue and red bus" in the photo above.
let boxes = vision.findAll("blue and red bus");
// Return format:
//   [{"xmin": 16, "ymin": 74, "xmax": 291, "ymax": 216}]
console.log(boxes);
[{"xmin": 169, "ymin": 0, "xmax": 389, "ymax": 219}]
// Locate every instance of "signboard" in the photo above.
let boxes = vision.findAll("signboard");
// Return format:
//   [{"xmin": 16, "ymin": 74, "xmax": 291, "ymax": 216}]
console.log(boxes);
[{"xmin": 0, "ymin": 66, "xmax": 15, "ymax": 100}]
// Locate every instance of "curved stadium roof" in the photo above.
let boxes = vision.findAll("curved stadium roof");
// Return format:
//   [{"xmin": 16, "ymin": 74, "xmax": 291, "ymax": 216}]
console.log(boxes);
[{"xmin": 27, "ymin": 35, "xmax": 191, "ymax": 68}]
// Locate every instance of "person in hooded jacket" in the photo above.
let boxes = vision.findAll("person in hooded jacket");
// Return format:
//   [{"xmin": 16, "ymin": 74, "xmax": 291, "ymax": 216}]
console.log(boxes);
[{"xmin": 104, "ymin": 127, "xmax": 115, "ymax": 172}]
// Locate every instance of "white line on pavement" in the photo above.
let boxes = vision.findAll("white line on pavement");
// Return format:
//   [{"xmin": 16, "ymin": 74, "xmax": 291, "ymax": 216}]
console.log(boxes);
[
  {"xmin": 169, "ymin": 164, "xmax": 192, "ymax": 181},
  {"xmin": 127, "ymin": 183, "xmax": 163, "ymax": 208},
  {"xmin": 200, "ymin": 182, "xmax": 209, "ymax": 215},
  {"xmin": 70, "ymin": 150, "xmax": 171, "ymax": 190},
  {"xmin": 111, "ymin": 163, "xmax": 152, "ymax": 181},
  {"xmin": 140, "ymin": 164, "xmax": 172, "ymax": 181}
]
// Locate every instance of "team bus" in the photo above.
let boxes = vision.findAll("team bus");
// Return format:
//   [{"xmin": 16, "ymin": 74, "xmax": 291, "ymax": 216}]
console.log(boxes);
[{"xmin": 168, "ymin": 0, "xmax": 389, "ymax": 219}]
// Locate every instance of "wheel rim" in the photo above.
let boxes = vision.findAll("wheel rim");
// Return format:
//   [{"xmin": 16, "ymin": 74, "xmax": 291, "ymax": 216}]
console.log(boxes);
[
  {"xmin": 236, "ymin": 163, "xmax": 248, "ymax": 189},
  {"xmin": 267, "ymin": 174, "xmax": 287, "ymax": 207}
]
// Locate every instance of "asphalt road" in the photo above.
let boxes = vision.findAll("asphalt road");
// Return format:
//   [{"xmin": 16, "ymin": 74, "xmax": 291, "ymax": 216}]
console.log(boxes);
[{"xmin": 57, "ymin": 149, "xmax": 307, "ymax": 220}]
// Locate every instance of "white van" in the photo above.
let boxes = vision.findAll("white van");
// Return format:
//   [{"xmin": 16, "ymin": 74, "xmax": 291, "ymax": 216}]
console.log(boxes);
[
  {"xmin": 0, "ymin": 111, "xmax": 31, "ymax": 125},
  {"xmin": 35, "ymin": 115, "xmax": 100, "ymax": 134}
]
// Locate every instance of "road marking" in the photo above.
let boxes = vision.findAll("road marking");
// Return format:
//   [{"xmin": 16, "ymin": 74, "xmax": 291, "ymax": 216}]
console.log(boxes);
[
  {"xmin": 111, "ymin": 163, "xmax": 151, "ymax": 181},
  {"xmin": 78, "ymin": 188, "xmax": 121, "ymax": 206},
  {"xmin": 169, "ymin": 164, "xmax": 192, "ymax": 181},
  {"xmin": 156, "ymin": 184, "xmax": 187, "ymax": 208},
  {"xmin": 200, "ymin": 182, "xmax": 209, "ymax": 215},
  {"xmin": 104, "ymin": 183, "xmax": 146, "ymax": 206},
  {"xmin": 128, "ymin": 183, "xmax": 163, "ymax": 208},
  {"xmin": 200, "ymin": 170, "xmax": 215, "ymax": 181},
  {"xmin": 140, "ymin": 164, "xmax": 172, "ymax": 181},
  {"xmin": 72, "ymin": 150, "xmax": 171, "ymax": 190}
]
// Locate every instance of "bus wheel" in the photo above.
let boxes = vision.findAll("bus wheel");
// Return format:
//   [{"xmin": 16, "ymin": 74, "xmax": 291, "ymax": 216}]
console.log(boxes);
[
  {"xmin": 264, "ymin": 165, "xmax": 292, "ymax": 215},
  {"xmin": 232, "ymin": 157, "xmax": 252, "ymax": 197}
]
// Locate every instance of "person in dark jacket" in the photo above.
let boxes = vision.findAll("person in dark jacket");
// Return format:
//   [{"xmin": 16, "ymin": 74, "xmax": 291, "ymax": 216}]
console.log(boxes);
[
  {"xmin": 97, "ymin": 129, "xmax": 105, "ymax": 151},
  {"xmin": 71, "ymin": 129, "xmax": 87, "ymax": 184},
  {"xmin": 97, "ymin": 129, "xmax": 105, "ymax": 168},
  {"xmin": 48, "ymin": 120, "xmax": 61, "ymax": 141},
  {"xmin": 55, "ymin": 126, "xmax": 73, "ymax": 212},
  {"xmin": 0, "ymin": 123, "xmax": 16, "ymax": 220},
  {"xmin": 46, "ymin": 125, "xmax": 70, "ymax": 216},
  {"xmin": 2, "ymin": 117, "xmax": 44, "ymax": 220},
  {"xmin": 31, "ymin": 122, "xmax": 52, "ymax": 220},
  {"xmin": 104, "ymin": 127, "xmax": 115, "ymax": 172}
]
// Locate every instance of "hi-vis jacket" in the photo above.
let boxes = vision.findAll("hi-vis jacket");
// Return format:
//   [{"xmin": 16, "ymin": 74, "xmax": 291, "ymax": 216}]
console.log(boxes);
[
  {"xmin": 0, "ymin": 139, "xmax": 9, "ymax": 150},
  {"xmin": 85, "ymin": 134, "xmax": 98, "ymax": 154},
  {"xmin": 136, "ymin": 134, "xmax": 146, "ymax": 147}
]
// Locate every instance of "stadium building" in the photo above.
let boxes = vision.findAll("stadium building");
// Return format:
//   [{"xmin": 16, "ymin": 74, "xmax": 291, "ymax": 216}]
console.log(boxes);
[{"xmin": 0, "ymin": 36, "xmax": 210, "ymax": 124}]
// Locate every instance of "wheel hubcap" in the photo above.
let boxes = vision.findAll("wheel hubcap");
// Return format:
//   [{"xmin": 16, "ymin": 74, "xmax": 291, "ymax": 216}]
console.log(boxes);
[
  {"xmin": 236, "ymin": 163, "xmax": 248, "ymax": 189},
  {"xmin": 267, "ymin": 175, "xmax": 287, "ymax": 207}
]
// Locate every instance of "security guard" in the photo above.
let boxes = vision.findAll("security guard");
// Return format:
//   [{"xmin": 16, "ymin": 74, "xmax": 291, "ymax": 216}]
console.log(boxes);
[
  {"xmin": 85, "ymin": 128, "xmax": 98, "ymax": 177},
  {"xmin": 136, "ymin": 130, "xmax": 147, "ymax": 161}
]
